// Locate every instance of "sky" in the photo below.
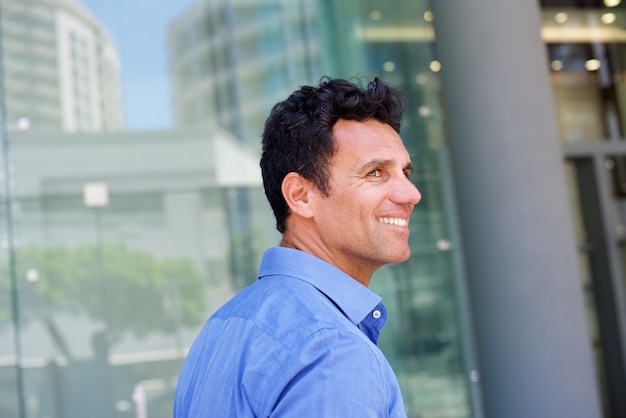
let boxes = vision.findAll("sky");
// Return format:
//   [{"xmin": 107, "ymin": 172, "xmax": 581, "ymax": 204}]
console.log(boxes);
[{"xmin": 76, "ymin": 0, "xmax": 198, "ymax": 130}]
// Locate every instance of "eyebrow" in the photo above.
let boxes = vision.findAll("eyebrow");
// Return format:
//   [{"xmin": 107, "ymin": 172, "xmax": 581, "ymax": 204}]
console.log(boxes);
[{"xmin": 361, "ymin": 159, "xmax": 414, "ymax": 174}]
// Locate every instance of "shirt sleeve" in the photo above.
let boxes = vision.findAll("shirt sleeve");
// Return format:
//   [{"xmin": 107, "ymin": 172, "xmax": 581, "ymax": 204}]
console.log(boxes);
[{"xmin": 247, "ymin": 327, "xmax": 401, "ymax": 418}]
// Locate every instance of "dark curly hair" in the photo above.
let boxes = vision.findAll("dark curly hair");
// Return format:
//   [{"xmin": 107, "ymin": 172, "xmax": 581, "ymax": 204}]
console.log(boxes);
[{"xmin": 260, "ymin": 77, "xmax": 405, "ymax": 233}]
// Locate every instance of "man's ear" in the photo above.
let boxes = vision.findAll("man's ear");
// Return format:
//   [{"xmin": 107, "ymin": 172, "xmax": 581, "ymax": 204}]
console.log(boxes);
[{"xmin": 281, "ymin": 172, "xmax": 315, "ymax": 219}]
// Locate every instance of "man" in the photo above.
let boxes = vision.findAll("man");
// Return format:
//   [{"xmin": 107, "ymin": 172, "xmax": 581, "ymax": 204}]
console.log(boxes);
[{"xmin": 174, "ymin": 77, "xmax": 421, "ymax": 417}]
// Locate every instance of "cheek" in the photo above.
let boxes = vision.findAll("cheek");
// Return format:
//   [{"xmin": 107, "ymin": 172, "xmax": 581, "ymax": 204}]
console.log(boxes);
[
  {"xmin": 317, "ymin": 197, "xmax": 355, "ymax": 229},
  {"xmin": 319, "ymin": 184, "xmax": 378, "ymax": 221}
]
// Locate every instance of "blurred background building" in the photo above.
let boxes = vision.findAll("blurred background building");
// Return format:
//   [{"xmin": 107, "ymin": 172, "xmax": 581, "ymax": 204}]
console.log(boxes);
[
  {"xmin": 1, "ymin": 0, "xmax": 625, "ymax": 417},
  {"xmin": 167, "ymin": 0, "xmax": 319, "ymax": 143},
  {"xmin": 0, "ymin": 0, "xmax": 124, "ymax": 132}
]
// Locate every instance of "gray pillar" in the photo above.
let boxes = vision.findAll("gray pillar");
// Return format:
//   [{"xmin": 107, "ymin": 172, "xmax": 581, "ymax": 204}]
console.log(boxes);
[{"xmin": 430, "ymin": 2, "xmax": 603, "ymax": 417}]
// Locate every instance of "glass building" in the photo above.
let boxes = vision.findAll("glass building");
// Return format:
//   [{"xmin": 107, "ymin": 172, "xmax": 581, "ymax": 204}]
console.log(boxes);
[{"xmin": 0, "ymin": 0, "xmax": 623, "ymax": 417}]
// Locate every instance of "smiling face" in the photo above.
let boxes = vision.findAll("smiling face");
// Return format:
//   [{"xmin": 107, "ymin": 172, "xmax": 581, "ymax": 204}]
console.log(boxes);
[{"xmin": 307, "ymin": 119, "xmax": 422, "ymax": 285}]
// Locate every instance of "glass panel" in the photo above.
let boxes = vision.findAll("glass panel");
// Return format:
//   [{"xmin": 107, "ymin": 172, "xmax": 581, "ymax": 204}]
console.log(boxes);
[
  {"xmin": 0, "ymin": 1, "xmax": 477, "ymax": 417},
  {"xmin": 541, "ymin": 1, "xmax": 626, "ymax": 142},
  {"xmin": 318, "ymin": 2, "xmax": 476, "ymax": 416},
  {"xmin": 9, "ymin": 132, "xmax": 276, "ymax": 418}
]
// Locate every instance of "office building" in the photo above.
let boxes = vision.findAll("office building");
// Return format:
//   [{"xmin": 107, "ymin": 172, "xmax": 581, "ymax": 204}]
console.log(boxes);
[
  {"xmin": 0, "ymin": 0, "xmax": 123, "ymax": 132},
  {"xmin": 167, "ymin": 0, "xmax": 319, "ymax": 143}
]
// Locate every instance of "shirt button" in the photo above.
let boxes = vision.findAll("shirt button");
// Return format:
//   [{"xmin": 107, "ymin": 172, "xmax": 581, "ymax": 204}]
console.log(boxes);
[{"xmin": 372, "ymin": 310, "xmax": 381, "ymax": 319}]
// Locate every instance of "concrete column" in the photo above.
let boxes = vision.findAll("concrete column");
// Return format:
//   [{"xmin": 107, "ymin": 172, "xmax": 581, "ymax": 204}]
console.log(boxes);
[{"xmin": 430, "ymin": 1, "xmax": 602, "ymax": 417}]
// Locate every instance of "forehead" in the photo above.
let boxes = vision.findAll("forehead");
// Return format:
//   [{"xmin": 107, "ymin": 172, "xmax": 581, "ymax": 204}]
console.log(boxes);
[{"xmin": 331, "ymin": 119, "xmax": 409, "ymax": 166}]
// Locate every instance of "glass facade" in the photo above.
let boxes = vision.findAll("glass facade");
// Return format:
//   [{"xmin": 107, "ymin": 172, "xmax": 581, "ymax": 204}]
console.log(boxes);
[
  {"xmin": 0, "ymin": 1, "xmax": 477, "ymax": 417},
  {"xmin": 318, "ymin": 3, "xmax": 477, "ymax": 417}
]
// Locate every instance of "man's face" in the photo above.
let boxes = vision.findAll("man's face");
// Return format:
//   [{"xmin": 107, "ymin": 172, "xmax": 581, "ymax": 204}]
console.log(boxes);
[{"xmin": 310, "ymin": 119, "xmax": 421, "ymax": 283}]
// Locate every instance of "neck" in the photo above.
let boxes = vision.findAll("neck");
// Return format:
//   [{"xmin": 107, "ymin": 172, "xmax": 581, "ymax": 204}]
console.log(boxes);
[{"xmin": 279, "ymin": 233, "xmax": 374, "ymax": 287}]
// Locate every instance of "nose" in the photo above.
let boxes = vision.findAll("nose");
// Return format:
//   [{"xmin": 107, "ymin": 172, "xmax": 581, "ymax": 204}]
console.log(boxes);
[{"xmin": 390, "ymin": 176, "xmax": 422, "ymax": 206}]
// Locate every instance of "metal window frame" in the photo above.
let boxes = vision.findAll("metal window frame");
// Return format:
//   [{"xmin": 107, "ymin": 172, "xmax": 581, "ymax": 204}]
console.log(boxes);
[{"xmin": 564, "ymin": 140, "xmax": 626, "ymax": 417}]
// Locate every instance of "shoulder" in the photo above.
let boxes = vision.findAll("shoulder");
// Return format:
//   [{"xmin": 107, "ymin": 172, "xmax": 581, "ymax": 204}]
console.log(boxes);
[
  {"xmin": 177, "ymin": 276, "xmax": 403, "ymax": 417},
  {"xmin": 254, "ymin": 325, "xmax": 402, "ymax": 416},
  {"xmin": 214, "ymin": 275, "xmax": 353, "ymax": 342}
]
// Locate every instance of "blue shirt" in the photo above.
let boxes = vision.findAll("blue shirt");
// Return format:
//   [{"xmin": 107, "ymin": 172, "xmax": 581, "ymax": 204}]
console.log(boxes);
[{"xmin": 174, "ymin": 247, "xmax": 407, "ymax": 418}]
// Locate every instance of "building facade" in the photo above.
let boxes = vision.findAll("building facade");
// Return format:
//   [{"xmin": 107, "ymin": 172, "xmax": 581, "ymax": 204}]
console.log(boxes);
[
  {"xmin": 167, "ymin": 0, "xmax": 319, "ymax": 143},
  {"xmin": 0, "ymin": 0, "xmax": 123, "ymax": 132}
]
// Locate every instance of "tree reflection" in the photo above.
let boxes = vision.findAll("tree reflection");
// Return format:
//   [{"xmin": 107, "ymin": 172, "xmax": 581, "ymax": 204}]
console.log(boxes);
[{"xmin": 4, "ymin": 244, "xmax": 207, "ymax": 350}]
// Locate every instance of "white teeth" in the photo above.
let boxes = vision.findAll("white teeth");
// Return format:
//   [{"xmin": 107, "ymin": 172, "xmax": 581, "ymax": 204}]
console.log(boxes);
[{"xmin": 378, "ymin": 217, "xmax": 407, "ymax": 227}]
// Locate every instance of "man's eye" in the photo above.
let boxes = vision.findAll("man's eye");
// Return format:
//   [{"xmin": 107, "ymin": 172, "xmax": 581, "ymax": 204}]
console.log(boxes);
[{"xmin": 367, "ymin": 169, "xmax": 382, "ymax": 177}]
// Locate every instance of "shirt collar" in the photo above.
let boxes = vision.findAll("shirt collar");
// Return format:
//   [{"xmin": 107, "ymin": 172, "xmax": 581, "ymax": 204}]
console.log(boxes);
[{"xmin": 258, "ymin": 246, "xmax": 383, "ymax": 326}]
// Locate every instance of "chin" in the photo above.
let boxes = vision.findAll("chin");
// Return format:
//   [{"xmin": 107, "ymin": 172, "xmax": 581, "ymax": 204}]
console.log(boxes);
[
  {"xmin": 387, "ymin": 248, "xmax": 411, "ymax": 264},
  {"xmin": 396, "ymin": 254, "xmax": 411, "ymax": 263}
]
